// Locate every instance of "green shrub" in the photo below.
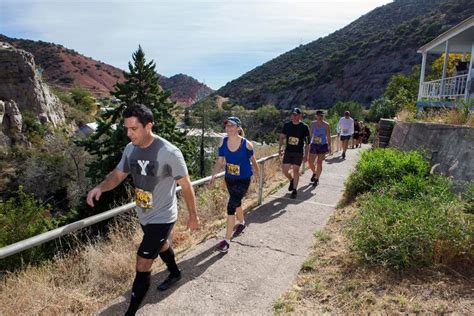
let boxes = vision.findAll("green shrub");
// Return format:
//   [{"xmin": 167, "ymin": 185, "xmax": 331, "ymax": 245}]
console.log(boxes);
[
  {"xmin": 349, "ymin": 190, "xmax": 473, "ymax": 270},
  {"xmin": 0, "ymin": 186, "xmax": 59, "ymax": 270},
  {"xmin": 367, "ymin": 97, "xmax": 397, "ymax": 122},
  {"xmin": 344, "ymin": 148, "xmax": 429, "ymax": 202},
  {"xmin": 386, "ymin": 174, "xmax": 456, "ymax": 202},
  {"xmin": 463, "ymin": 182, "xmax": 474, "ymax": 214}
]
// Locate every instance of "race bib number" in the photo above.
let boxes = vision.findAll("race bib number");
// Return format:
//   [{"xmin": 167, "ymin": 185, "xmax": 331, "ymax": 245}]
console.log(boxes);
[
  {"xmin": 342, "ymin": 128, "xmax": 348, "ymax": 134},
  {"xmin": 227, "ymin": 163, "xmax": 240, "ymax": 176},
  {"xmin": 288, "ymin": 136, "xmax": 299, "ymax": 146},
  {"xmin": 135, "ymin": 188, "xmax": 153, "ymax": 209},
  {"xmin": 312, "ymin": 136, "xmax": 322, "ymax": 144}
]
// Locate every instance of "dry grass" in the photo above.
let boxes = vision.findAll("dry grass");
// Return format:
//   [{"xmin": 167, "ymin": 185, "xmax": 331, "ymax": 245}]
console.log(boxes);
[
  {"xmin": 274, "ymin": 206, "xmax": 474, "ymax": 314},
  {"xmin": 0, "ymin": 145, "xmax": 286, "ymax": 315},
  {"xmin": 397, "ymin": 108, "xmax": 474, "ymax": 127}
]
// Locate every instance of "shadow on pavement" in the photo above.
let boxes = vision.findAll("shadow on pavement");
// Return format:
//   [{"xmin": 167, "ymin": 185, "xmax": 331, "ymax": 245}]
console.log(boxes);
[
  {"xmin": 245, "ymin": 180, "xmax": 318, "ymax": 227},
  {"xmin": 325, "ymin": 155, "xmax": 344, "ymax": 164},
  {"xmin": 98, "ymin": 245, "xmax": 226, "ymax": 315}
]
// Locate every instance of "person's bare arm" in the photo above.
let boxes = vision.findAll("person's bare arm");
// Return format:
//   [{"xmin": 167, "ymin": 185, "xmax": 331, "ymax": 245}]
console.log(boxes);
[
  {"xmin": 176, "ymin": 176, "xmax": 200, "ymax": 230},
  {"xmin": 209, "ymin": 156, "xmax": 225, "ymax": 186},
  {"xmin": 326, "ymin": 122, "xmax": 332, "ymax": 152},
  {"xmin": 279, "ymin": 133, "xmax": 286, "ymax": 157},
  {"xmin": 247, "ymin": 141, "xmax": 260, "ymax": 182},
  {"xmin": 86, "ymin": 168, "xmax": 129, "ymax": 207}
]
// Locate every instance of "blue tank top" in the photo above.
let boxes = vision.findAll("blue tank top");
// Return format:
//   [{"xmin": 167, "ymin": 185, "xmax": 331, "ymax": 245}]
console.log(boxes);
[
  {"xmin": 311, "ymin": 123, "xmax": 328, "ymax": 145},
  {"xmin": 218, "ymin": 137, "xmax": 254, "ymax": 179}
]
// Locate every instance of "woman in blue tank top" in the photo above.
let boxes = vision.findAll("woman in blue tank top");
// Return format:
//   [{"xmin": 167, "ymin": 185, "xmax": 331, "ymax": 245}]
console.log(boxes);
[
  {"xmin": 308, "ymin": 110, "xmax": 331, "ymax": 186},
  {"xmin": 209, "ymin": 117, "xmax": 259, "ymax": 252}
]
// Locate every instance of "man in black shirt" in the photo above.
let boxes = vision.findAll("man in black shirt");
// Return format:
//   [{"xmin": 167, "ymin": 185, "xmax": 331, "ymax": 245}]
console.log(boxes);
[{"xmin": 278, "ymin": 107, "xmax": 310, "ymax": 199}]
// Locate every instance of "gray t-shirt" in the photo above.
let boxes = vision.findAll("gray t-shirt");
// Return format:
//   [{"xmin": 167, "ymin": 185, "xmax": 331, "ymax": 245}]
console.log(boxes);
[{"xmin": 116, "ymin": 135, "xmax": 188, "ymax": 225}]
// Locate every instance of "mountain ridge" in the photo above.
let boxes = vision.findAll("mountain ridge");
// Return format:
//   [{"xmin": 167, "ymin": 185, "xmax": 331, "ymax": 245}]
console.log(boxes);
[
  {"xmin": 0, "ymin": 35, "xmax": 213, "ymax": 106},
  {"xmin": 216, "ymin": 0, "xmax": 473, "ymax": 108}
]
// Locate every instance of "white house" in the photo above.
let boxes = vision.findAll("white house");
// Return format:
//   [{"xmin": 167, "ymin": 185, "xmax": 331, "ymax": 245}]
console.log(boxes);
[{"xmin": 417, "ymin": 15, "xmax": 474, "ymax": 110}]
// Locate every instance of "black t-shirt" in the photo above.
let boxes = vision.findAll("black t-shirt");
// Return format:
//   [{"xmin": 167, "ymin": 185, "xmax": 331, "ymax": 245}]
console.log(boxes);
[
  {"xmin": 354, "ymin": 123, "xmax": 360, "ymax": 133},
  {"xmin": 282, "ymin": 121, "xmax": 310, "ymax": 153}
]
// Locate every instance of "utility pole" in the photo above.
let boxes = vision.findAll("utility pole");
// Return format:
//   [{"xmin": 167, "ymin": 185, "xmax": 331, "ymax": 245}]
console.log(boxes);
[{"xmin": 199, "ymin": 80, "xmax": 206, "ymax": 178}]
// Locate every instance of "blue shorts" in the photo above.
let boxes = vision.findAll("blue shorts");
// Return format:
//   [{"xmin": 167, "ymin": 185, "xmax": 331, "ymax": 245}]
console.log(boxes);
[
  {"xmin": 310, "ymin": 143, "xmax": 329, "ymax": 154},
  {"xmin": 340, "ymin": 135, "xmax": 351, "ymax": 141}
]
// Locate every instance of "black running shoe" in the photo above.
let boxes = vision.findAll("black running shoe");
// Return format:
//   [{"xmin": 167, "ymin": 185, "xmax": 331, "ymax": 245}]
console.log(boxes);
[
  {"xmin": 310, "ymin": 173, "xmax": 316, "ymax": 182},
  {"xmin": 290, "ymin": 189, "xmax": 297, "ymax": 199},
  {"xmin": 342, "ymin": 152, "xmax": 346, "ymax": 159},
  {"xmin": 312, "ymin": 178, "xmax": 319, "ymax": 187},
  {"xmin": 288, "ymin": 179, "xmax": 294, "ymax": 191},
  {"xmin": 232, "ymin": 224, "xmax": 246, "ymax": 239},
  {"xmin": 157, "ymin": 272, "xmax": 182, "ymax": 291}
]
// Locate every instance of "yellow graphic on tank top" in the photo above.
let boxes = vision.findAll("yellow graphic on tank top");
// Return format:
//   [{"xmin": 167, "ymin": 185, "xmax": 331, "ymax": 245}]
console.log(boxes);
[
  {"xmin": 226, "ymin": 163, "xmax": 240, "ymax": 176},
  {"xmin": 288, "ymin": 136, "xmax": 299, "ymax": 146},
  {"xmin": 135, "ymin": 188, "xmax": 153, "ymax": 209},
  {"xmin": 312, "ymin": 136, "xmax": 322, "ymax": 144}
]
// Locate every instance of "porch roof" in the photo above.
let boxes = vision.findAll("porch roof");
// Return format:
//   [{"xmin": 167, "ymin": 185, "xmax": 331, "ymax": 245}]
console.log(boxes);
[{"xmin": 418, "ymin": 15, "xmax": 474, "ymax": 54}]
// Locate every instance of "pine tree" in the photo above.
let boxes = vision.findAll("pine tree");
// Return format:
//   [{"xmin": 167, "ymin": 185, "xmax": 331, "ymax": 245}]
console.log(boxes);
[{"xmin": 77, "ymin": 46, "xmax": 191, "ymax": 215}]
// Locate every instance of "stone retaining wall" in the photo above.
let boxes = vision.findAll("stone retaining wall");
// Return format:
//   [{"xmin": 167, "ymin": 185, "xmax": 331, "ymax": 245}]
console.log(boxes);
[{"xmin": 389, "ymin": 121, "xmax": 473, "ymax": 182}]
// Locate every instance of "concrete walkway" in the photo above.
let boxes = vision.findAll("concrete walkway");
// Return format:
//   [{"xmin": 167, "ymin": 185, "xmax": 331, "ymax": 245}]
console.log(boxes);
[{"xmin": 98, "ymin": 146, "xmax": 363, "ymax": 315}]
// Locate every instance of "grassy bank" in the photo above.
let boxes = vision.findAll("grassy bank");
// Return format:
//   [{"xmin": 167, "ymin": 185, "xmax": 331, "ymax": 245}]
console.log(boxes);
[
  {"xmin": 274, "ymin": 205, "xmax": 473, "ymax": 314},
  {"xmin": 275, "ymin": 148, "xmax": 473, "ymax": 313}
]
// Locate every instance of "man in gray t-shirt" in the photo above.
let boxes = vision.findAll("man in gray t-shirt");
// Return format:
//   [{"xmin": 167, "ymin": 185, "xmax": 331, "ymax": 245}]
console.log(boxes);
[
  {"xmin": 117, "ymin": 136, "xmax": 187, "ymax": 225},
  {"xmin": 86, "ymin": 104, "xmax": 199, "ymax": 316}
]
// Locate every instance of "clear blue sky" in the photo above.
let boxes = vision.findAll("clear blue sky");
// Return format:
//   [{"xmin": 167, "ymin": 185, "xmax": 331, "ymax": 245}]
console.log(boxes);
[{"xmin": 1, "ymin": 0, "xmax": 392, "ymax": 90}]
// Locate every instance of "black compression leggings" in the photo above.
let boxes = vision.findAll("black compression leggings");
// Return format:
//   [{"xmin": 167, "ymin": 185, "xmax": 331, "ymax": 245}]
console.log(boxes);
[{"xmin": 225, "ymin": 177, "xmax": 251, "ymax": 215}]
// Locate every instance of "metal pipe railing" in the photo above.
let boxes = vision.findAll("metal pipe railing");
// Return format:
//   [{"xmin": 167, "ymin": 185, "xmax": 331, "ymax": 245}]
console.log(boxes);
[
  {"xmin": 0, "ymin": 154, "xmax": 280, "ymax": 259},
  {"xmin": 0, "ymin": 139, "xmax": 342, "ymax": 260}
]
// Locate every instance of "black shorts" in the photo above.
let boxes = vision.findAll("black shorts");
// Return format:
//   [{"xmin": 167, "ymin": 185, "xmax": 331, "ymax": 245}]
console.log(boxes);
[
  {"xmin": 137, "ymin": 222, "xmax": 175, "ymax": 259},
  {"xmin": 283, "ymin": 151, "xmax": 304, "ymax": 166},
  {"xmin": 340, "ymin": 135, "xmax": 351, "ymax": 141}
]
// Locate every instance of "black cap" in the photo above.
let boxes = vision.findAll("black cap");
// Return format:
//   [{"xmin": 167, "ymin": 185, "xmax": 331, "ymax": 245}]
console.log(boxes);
[{"xmin": 292, "ymin": 107, "xmax": 302, "ymax": 114}]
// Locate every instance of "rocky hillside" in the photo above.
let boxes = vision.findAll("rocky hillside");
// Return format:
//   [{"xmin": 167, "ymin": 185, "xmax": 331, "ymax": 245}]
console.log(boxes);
[
  {"xmin": 216, "ymin": 0, "xmax": 474, "ymax": 109},
  {"xmin": 159, "ymin": 74, "xmax": 214, "ymax": 107},
  {"xmin": 0, "ymin": 42, "xmax": 65, "ymax": 148},
  {"xmin": 0, "ymin": 35, "xmax": 213, "ymax": 106}
]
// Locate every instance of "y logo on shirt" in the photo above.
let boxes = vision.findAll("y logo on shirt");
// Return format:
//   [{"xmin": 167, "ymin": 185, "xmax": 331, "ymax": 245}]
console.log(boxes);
[
  {"xmin": 138, "ymin": 160, "xmax": 150, "ymax": 175},
  {"xmin": 130, "ymin": 160, "xmax": 156, "ymax": 176}
]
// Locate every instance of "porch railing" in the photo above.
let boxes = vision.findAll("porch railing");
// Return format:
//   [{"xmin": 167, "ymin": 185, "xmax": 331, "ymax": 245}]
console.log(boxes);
[{"xmin": 420, "ymin": 74, "xmax": 468, "ymax": 100}]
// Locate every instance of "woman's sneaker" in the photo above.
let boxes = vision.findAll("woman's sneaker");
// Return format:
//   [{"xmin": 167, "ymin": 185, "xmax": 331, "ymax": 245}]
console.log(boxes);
[
  {"xmin": 232, "ymin": 224, "xmax": 246, "ymax": 239},
  {"xmin": 310, "ymin": 173, "xmax": 316, "ymax": 182},
  {"xmin": 216, "ymin": 240, "xmax": 230, "ymax": 253}
]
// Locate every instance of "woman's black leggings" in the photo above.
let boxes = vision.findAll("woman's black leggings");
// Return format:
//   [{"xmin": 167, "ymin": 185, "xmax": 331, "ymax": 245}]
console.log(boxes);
[{"xmin": 225, "ymin": 177, "xmax": 251, "ymax": 215}]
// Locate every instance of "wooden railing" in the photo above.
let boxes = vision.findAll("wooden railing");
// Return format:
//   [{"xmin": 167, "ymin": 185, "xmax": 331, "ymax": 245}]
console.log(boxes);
[{"xmin": 421, "ymin": 74, "xmax": 468, "ymax": 100}]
